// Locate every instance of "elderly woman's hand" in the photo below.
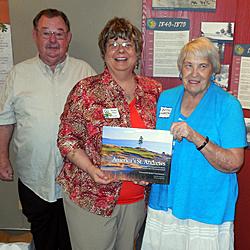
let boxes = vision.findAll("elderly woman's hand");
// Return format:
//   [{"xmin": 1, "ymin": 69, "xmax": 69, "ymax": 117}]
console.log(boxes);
[
  {"xmin": 170, "ymin": 121, "xmax": 195, "ymax": 142},
  {"xmin": 170, "ymin": 121, "xmax": 206, "ymax": 148}
]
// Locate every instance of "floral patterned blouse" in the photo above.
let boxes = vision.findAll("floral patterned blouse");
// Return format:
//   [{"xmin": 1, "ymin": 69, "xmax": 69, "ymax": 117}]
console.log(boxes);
[{"xmin": 57, "ymin": 67, "xmax": 162, "ymax": 217}]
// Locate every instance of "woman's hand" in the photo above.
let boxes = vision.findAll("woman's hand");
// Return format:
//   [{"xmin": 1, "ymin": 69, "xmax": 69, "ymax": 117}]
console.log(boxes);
[
  {"xmin": 170, "ymin": 121, "xmax": 244, "ymax": 173},
  {"xmin": 171, "ymin": 121, "xmax": 208, "ymax": 148},
  {"xmin": 67, "ymin": 148, "xmax": 114, "ymax": 185},
  {"xmin": 86, "ymin": 164, "xmax": 115, "ymax": 185},
  {"xmin": 170, "ymin": 121, "xmax": 195, "ymax": 142}
]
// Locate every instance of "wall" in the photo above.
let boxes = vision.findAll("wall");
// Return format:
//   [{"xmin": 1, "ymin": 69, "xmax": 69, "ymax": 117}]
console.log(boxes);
[{"xmin": 0, "ymin": 0, "xmax": 142, "ymax": 229}]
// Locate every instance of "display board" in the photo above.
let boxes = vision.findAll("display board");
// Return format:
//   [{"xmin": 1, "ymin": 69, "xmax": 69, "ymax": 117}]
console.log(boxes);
[
  {"xmin": 0, "ymin": 0, "xmax": 13, "ymax": 90},
  {"xmin": 141, "ymin": 0, "xmax": 236, "ymax": 91}
]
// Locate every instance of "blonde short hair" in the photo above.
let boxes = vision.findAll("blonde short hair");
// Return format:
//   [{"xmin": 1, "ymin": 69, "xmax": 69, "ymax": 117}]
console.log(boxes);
[{"xmin": 177, "ymin": 37, "xmax": 221, "ymax": 74}]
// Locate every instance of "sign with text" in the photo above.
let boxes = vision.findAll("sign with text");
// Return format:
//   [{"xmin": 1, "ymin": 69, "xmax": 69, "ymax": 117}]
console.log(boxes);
[{"xmin": 145, "ymin": 18, "xmax": 190, "ymax": 77}]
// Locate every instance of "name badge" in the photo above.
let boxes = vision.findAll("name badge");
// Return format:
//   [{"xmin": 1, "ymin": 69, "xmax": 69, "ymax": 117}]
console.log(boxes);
[
  {"xmin": 159, "ymin": 107, "xmax": 172, "ymax": 118},
  {"xmin": 103, "ymin": 108, "xmax": 120, "ymax": 119}
]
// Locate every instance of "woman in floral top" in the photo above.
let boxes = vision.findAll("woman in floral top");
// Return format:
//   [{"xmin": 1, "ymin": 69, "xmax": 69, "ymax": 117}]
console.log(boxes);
[{"xmin": 57, "ymin": 17, "xmax": 162, "ymax": 249}]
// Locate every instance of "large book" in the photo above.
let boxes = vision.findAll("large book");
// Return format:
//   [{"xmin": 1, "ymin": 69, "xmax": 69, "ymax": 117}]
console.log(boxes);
[{"xmin": 100, "ymin": 126, "xmax": 173, "ymax": 184}]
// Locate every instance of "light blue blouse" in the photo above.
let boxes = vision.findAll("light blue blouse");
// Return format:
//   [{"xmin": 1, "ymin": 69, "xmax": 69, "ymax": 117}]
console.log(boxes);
[{"xmin": 149, "ymin": 83, "xmax": 247, "ymax": 224}]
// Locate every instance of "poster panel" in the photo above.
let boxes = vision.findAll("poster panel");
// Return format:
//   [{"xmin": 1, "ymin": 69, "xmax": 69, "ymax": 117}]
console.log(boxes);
[
  {"xmin": 0, "ymin": 0, "xmax": 13, "ymax": 89},
  {"xmin": 232, "ymin": 44, "xmax": 250, "ymax": 109}
]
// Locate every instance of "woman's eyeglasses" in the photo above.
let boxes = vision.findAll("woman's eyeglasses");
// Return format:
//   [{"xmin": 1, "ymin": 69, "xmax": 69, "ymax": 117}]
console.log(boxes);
[{"xmin": 107, "ymin": 41, "xmax": 134, "ymax": 51}]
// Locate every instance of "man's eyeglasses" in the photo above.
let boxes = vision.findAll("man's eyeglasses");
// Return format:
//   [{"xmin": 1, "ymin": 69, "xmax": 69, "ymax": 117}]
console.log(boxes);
[
  {"xmin": 107, "ymin": 41, "xmax": 134, "ymax": 51},
  {"xmin": 36, "ymin": 29, "xmax": 68, "ymax": 40}
]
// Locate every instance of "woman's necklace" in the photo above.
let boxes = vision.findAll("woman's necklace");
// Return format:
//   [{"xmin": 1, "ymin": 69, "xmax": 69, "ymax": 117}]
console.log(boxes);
[
  {"xmin": 124, "ymin": 83, "xmax": 136, "ymax": 103},
  {"xmin": 115, "ymin": 74, "xmax": 136, "ymax": 103},
  {"xmin": 124, "ymin": 92, "xmax": 134, "ymax": 102}
]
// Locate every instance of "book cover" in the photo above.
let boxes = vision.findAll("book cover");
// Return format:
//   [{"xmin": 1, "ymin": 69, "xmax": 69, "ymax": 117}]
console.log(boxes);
[{"xmin": 100, "ymin": 126, "xmax": 173, "ymax": 184}]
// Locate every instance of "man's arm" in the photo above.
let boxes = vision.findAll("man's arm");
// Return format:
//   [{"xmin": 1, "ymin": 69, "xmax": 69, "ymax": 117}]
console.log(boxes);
[{"xmin": 0, "ymin": 124, "xmax": 14, "ymax": 181}]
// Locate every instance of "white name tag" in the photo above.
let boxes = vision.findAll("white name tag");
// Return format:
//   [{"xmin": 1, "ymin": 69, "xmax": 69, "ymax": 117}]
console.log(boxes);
[
  {"xmin": 159, "ymin": 107, "xmax": 172, "ymax": 118},
  {"xmin": 103, "ymin": 108, "xmax": 120, "ymax": 119}
]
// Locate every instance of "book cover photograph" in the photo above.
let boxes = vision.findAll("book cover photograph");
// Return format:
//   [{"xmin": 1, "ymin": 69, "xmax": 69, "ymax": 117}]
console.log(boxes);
[{"xmin": 100, "ymin": 126, "xmax": 173, "ymax": 184}]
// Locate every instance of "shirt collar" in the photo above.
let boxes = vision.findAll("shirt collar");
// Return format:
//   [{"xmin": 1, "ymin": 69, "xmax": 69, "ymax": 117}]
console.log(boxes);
[{"xmin": 37, "ymin": 54, "xmax": 68, "ymax": 76}]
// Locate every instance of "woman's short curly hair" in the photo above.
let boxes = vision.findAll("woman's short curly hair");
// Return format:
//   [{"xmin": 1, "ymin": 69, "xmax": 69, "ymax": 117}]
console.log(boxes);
[
  {"xmin": 98, "ymin": 17, "xmax": 143, "ymax": 61},
  {"xmin": 177, "ymin": 37, "xmax": 221, "ymax": 74}
]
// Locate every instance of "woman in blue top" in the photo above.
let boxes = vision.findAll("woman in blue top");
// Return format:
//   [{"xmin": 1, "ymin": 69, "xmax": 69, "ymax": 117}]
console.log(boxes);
[{"xmin": 142, "ymin": 37, "xmax": 247, "ymax": 250}]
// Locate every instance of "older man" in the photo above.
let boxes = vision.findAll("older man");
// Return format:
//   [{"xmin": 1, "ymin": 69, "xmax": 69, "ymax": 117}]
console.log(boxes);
[{"xmin": 0, "ymin": 8, "xmax": 96, "ymax": 250}]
